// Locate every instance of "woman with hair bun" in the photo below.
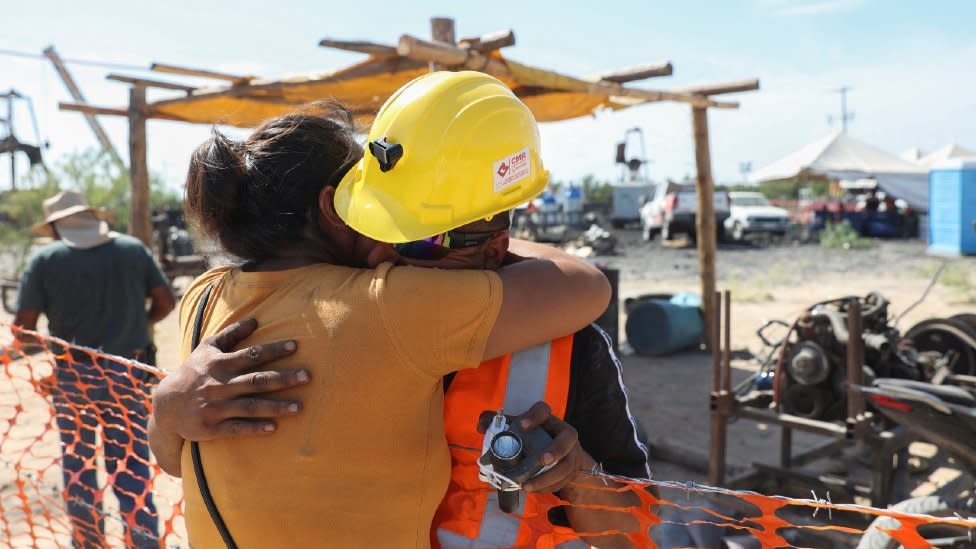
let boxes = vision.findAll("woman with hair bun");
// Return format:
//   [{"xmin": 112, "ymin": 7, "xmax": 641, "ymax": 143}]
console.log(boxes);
[{"xmin": 150, "ymin": 75, "xmax": 610, "ymax": 548}]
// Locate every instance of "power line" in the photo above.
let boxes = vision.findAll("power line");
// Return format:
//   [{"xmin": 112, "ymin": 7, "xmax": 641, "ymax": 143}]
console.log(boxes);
[{"xmin": 0, "ymin": 47, "xmax": 146, "ymax": 72}]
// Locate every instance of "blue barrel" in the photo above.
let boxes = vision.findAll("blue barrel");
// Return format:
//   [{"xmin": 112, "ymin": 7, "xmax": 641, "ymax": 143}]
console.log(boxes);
[{"xmin": 625, "ymin": 295, "xmax": 704, "ymax": 356}]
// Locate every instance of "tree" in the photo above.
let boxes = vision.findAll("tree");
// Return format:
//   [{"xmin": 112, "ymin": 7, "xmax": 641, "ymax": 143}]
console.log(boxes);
[
  {"xmin": 580, "ymin": 174, "xmax": 613, "ymax": 205},
  {"xmin": 1, "ymin": 149, "xmax": 181, "ymax": 274}
]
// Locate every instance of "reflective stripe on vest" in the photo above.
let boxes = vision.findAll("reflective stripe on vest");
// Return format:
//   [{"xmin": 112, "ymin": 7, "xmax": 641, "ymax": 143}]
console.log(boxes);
[{"xmin": 435, "ymin": 336, "xmax": 576, "ymax": 549}]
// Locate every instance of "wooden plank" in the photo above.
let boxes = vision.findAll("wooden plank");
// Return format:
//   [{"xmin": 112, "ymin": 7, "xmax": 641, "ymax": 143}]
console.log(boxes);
[
  {"xmin": 128, "ymin": 86, "xmax": 151, "ymax": 247},
  {"xmin": 598, "ymin": 61, "xmax": 673, "ymax": 83},
  {"xmin": 150, "ymin": 62, "xmax": 253, "ymax": 85},
  {"xmin": 397, "ymin": 34, "xmax": 738, "ymax": 109},
  {"xmin": 59, "ymin": 102, "xmax": 128, "ymax": 117},
  {"xmin": 318, "ymin": 38, "xmax": 398, "ymax": 57},
  {"xmin": 458, "ymin": 29, "xmax": 516, "ymax": 52},
  {"xmin": 672, "ymin": 78, "xmax": 760, "ymax": 96},
  {"xmin": 693, "ymin": 106, "xmax": 719, "ymax": 351},
  {"xmin": 106, "ymin": 74, "xmax": 196, "ymax": 93}
]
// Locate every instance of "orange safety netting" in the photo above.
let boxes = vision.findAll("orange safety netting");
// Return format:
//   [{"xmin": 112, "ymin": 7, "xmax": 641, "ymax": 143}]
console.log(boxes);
[
  {"xmin": 2, "ymin": 322, "xmax": 974, "ymax": 548},
  {"xmin": 1, "ymin": 325, "xmax": 183, "ymax": 548}
]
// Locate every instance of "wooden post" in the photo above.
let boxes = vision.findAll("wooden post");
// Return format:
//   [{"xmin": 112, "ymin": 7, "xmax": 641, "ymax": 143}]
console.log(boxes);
[
  {"xmin": 128, "ymin": 85, "xmax": 151, "ymax": 246},
  {"xmin": 692, "ymin": 105, "xmax": 719, "ymax": 351},
  {"xmin": 708, "ymin": 292, "xmax": 727, "ymax": 486},
  {"xmin": 429, "ymin": 17, "xmax": 457, "ymax": 71}
]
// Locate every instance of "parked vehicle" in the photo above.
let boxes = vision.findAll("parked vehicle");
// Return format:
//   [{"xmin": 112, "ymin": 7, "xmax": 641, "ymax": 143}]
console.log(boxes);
[
  {"xmin": 855, "ymin": 376, "xmax": 976, "ymax": 548},
  {"xmin": 610, "ymin": 127, "xmax": 655, "ymax": 229},
  {"xmin": 639, "ymin": 180, "xmax": 730, "ymax": 241},
  {"xmin": 611, "ymin": 181, "xmax": 655, "ymax": 228},
  {"xmin": 725, "ymin": 191, "xmax": 791, "ymax": 241}
]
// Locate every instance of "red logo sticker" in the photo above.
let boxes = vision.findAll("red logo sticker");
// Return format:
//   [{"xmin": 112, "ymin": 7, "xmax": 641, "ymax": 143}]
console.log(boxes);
[{"xmin": 496, "ymin": 162, "xmax": 510, "ymax": 177}]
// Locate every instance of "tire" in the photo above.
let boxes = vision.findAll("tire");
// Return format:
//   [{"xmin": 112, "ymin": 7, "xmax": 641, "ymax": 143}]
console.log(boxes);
[
  {"xmin": 731, "ymin": 222, "xmax": 745, "ymax": 241},
  {"xmin": 661, "ymin": 221, "xmax": 673, "ymax": 241},
  {"xmin": 611, "ymin": 220, "xmax": 624, "ymax": 229},
  {"xmin": 856, "ymin": 496, "xmax": 974, "ymax": 549},
  {"xmin": 716, "ymin": 225, "xmax": 727, "ymax": 243}
]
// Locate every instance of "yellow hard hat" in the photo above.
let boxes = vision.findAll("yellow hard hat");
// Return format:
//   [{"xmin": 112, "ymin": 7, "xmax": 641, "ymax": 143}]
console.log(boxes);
[{"xmin": 334, "ymin": 71, "xmax": 547, "ymax": 243}]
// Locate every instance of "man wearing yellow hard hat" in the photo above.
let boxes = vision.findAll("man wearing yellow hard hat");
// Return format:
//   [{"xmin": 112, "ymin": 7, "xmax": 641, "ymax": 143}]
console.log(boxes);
[
  {"xmin": 335, "ymin": 71, "xmax": 648, "ymax": 548},
  {"xmin": 152, "ymin": 71, "xmax": 644, "ymax": 547}
]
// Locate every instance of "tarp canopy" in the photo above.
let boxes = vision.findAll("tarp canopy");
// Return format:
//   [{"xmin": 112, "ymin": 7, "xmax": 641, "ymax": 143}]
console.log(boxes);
[
  {"xmin": 750, "ymin": 132, "xmax": 930, "ymax": 210},
  {"xmin": 147, "ymin": 54, "xmax": 646, "ymax": 128}
]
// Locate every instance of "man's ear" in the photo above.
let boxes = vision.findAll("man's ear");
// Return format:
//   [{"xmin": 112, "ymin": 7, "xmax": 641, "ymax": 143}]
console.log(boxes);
[
  {"xmin": 318, "ymin": 186, "xmax": 346, "ymax": 229},
  {"xmin": 482, "ymin": 232, "xmax": 510, "ymax": 269}
]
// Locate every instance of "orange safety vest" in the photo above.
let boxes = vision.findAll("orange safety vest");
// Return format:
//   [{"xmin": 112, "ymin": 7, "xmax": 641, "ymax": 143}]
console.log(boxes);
[{"xmin": 433, "ymin": 336, "xmax": 587, "ymax": 549}]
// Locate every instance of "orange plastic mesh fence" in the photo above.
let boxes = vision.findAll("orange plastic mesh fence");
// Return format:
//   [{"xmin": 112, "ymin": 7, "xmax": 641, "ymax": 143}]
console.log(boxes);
[
  {"xmin": 2, "ymin": 325, "xmax": 184, "ymax": 548},
  {"xmin": 2, "ymin": 323, "xmax": 974, "ymax": 548}
]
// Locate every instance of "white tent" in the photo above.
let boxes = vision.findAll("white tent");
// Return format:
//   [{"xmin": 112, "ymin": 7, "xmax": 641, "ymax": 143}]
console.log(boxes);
[
  {"xmin": 750, "ymin": 132, "xmax": 929, "ymax": 210},
  {"xmin": 918, "ymin": 144, "xmax": 976, "ymax": 169},
  {"xmin": 900, "ymin": 147, "xmax": 925, "ymax": 162}
]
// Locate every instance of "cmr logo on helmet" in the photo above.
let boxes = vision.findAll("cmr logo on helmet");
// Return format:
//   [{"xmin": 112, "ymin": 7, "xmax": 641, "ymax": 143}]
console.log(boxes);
[{"xmin": 493, "ymin": 147, "xmax": 531, "ymax": 193}]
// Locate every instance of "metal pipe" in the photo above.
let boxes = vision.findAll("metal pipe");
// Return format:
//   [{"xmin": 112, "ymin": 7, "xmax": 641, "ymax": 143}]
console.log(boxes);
[{"xmin": 846, "ymin": 299, "xmax": 865, "ymax": 432}]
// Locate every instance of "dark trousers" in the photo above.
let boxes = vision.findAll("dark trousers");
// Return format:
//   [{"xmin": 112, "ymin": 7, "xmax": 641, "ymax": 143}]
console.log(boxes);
[{"xmin": 52, "ymin": 355, "xmax": 158, "ymax": 549}]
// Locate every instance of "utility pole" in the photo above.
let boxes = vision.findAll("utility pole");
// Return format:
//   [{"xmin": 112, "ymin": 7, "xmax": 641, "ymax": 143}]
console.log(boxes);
[{"xmin": 829, "ymin": 86, "xmax": 855, "ymax": 133}]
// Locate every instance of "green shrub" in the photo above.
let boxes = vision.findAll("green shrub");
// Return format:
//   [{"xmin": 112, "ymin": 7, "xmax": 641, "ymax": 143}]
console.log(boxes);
[{"xmin": 819, "ymin": 221, "xmax": 872, "ymax": 250}]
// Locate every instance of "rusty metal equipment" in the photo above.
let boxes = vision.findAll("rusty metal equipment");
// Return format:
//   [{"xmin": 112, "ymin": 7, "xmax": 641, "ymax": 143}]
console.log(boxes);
[{"xmin": 709, "ymin": 293, "xmax": 923, "ymax": 508}]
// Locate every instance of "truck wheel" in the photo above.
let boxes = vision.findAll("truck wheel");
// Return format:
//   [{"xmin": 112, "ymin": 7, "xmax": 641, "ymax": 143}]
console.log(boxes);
[
  {"xmin": 716, "ymin": 225, "xmax": 727, "ymax": 243},
  {"xmin": 611, "ymin": 220, "xmax": 624, "ymax": 229},
  {"xmin": 731, "ymin": 222, "xmax": 745, "ymax": 241}
]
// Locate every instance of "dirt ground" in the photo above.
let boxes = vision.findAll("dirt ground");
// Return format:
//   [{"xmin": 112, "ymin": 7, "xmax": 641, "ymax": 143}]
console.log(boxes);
[{"xmin": 2, "ymin": 235, "xmax": 974, "ymax": 546}]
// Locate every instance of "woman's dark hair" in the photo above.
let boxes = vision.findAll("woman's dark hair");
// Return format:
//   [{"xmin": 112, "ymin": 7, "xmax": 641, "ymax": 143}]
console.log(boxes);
[{"xmin": 184, "ymin": 102, "xmax": 361, "ymax": 260}]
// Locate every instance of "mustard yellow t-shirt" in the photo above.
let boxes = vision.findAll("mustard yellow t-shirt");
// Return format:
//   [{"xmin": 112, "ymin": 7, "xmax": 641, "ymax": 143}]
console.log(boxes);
[{"xmin": 177, "ymin": 262, "xmax": 502, "ymax": 548}]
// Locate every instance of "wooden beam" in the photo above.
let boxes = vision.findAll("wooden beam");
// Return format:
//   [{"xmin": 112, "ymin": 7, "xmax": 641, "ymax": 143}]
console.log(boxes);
[
  {"xmin": 673, "ymin": 78, "xmax": 760, "ymax": 96},
  {"xmin": 397, "ymin": 34, "xmax": 737, "ymax": 109},
  {"xmin": 429, "ymin": 16, "xmax": 456, "ymax": 71},
  {"xmin": 150, "ymin": 62, "xmax": 253, "ymax": 85},
  {"xmin": 44, "ymin": 46, "xmax": 124, "ymax": 168},
  {"xmin": 459, "ymin": 29, "xmax": 516, "ymax": 52},
  {"xmin": 106, "ymin": 74, "xmax": 196, "ymax": 93},
  {"xmin": 692, "ymin": 106, "xmax": 719, "ymax": 351},
  {"xmin": 598, "ymin": 61, "xmax": 673, "ymax": 83},
  {"xmin": 59, "ymin": 102, "xmax": 129, "ymax": 117},
  {"xmin": 318, "ymin": 38, "xmax": 398, "ymax": 57},
  {"xmin": 128, "ymin": 86, "xmax": 151, "ymax": 247}
]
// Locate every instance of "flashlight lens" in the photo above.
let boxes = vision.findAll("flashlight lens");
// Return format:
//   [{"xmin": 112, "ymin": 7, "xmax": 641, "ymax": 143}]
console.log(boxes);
[{"xmin": 491, "ymin": 433, "xmax": 522, "ymax": 460}]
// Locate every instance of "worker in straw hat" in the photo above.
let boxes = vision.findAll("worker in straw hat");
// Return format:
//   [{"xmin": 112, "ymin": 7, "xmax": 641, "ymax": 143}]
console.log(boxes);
[{"xmin": 13, "ymin": 189, "xmax": 176, "ymax": 548}]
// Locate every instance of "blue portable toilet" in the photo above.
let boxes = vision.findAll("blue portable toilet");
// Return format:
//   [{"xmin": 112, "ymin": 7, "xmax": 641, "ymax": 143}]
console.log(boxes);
[{"xmin": 929, "ymin": 158, "xmax": 976, "ymax": 255}]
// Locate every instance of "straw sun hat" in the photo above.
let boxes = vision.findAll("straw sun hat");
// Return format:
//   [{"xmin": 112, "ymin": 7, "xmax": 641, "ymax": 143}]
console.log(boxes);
[{"xmin": 31, "ymin": 190, "xmax": 118, "ymax": 249}]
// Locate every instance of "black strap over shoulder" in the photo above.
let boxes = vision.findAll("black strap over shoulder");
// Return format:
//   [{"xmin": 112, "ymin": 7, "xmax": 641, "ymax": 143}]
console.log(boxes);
[{"xmin": 189, "ymin": 283, "xmax": 238, "ymax": 549}]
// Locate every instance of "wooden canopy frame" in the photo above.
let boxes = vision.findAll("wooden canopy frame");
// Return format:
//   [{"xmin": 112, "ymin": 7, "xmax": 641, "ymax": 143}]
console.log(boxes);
[{"xmin": 59, "ymin": 17, "xmax": 758, "ymax": 349}]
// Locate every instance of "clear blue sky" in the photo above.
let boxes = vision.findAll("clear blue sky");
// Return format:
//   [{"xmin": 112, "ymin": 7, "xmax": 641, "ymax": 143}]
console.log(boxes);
[{"xmin": 3, "ymin": 0, "xmax": 975, "ymax": 191}]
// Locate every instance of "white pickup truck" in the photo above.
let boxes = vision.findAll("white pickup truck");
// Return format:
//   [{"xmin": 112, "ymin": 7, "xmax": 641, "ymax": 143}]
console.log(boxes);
[
  {"xmin": 724, "ymin": 192, "xmax": 791, "ymax": 241},
  {"xmin": 639, "ymin": 181, "xmax": 730, "ymax": 241}
]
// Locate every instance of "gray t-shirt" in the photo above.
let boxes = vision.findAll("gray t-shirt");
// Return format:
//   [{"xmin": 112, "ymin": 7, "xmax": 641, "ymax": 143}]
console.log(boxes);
[{"xmin": 17, "ymin": 235, "xmax": 168, "ymax": 356}]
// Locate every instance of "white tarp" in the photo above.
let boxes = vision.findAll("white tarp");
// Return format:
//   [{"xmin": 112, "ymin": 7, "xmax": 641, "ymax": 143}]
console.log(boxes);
[{"xmin": 750, "ymin": 132, "xmax": 930, "ymax": 210}]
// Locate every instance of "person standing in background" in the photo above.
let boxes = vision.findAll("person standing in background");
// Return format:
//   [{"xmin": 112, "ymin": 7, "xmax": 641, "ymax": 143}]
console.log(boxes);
[{"xmin": 13, "ymin": 190, "xmax": 175, "ymax": 548}]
